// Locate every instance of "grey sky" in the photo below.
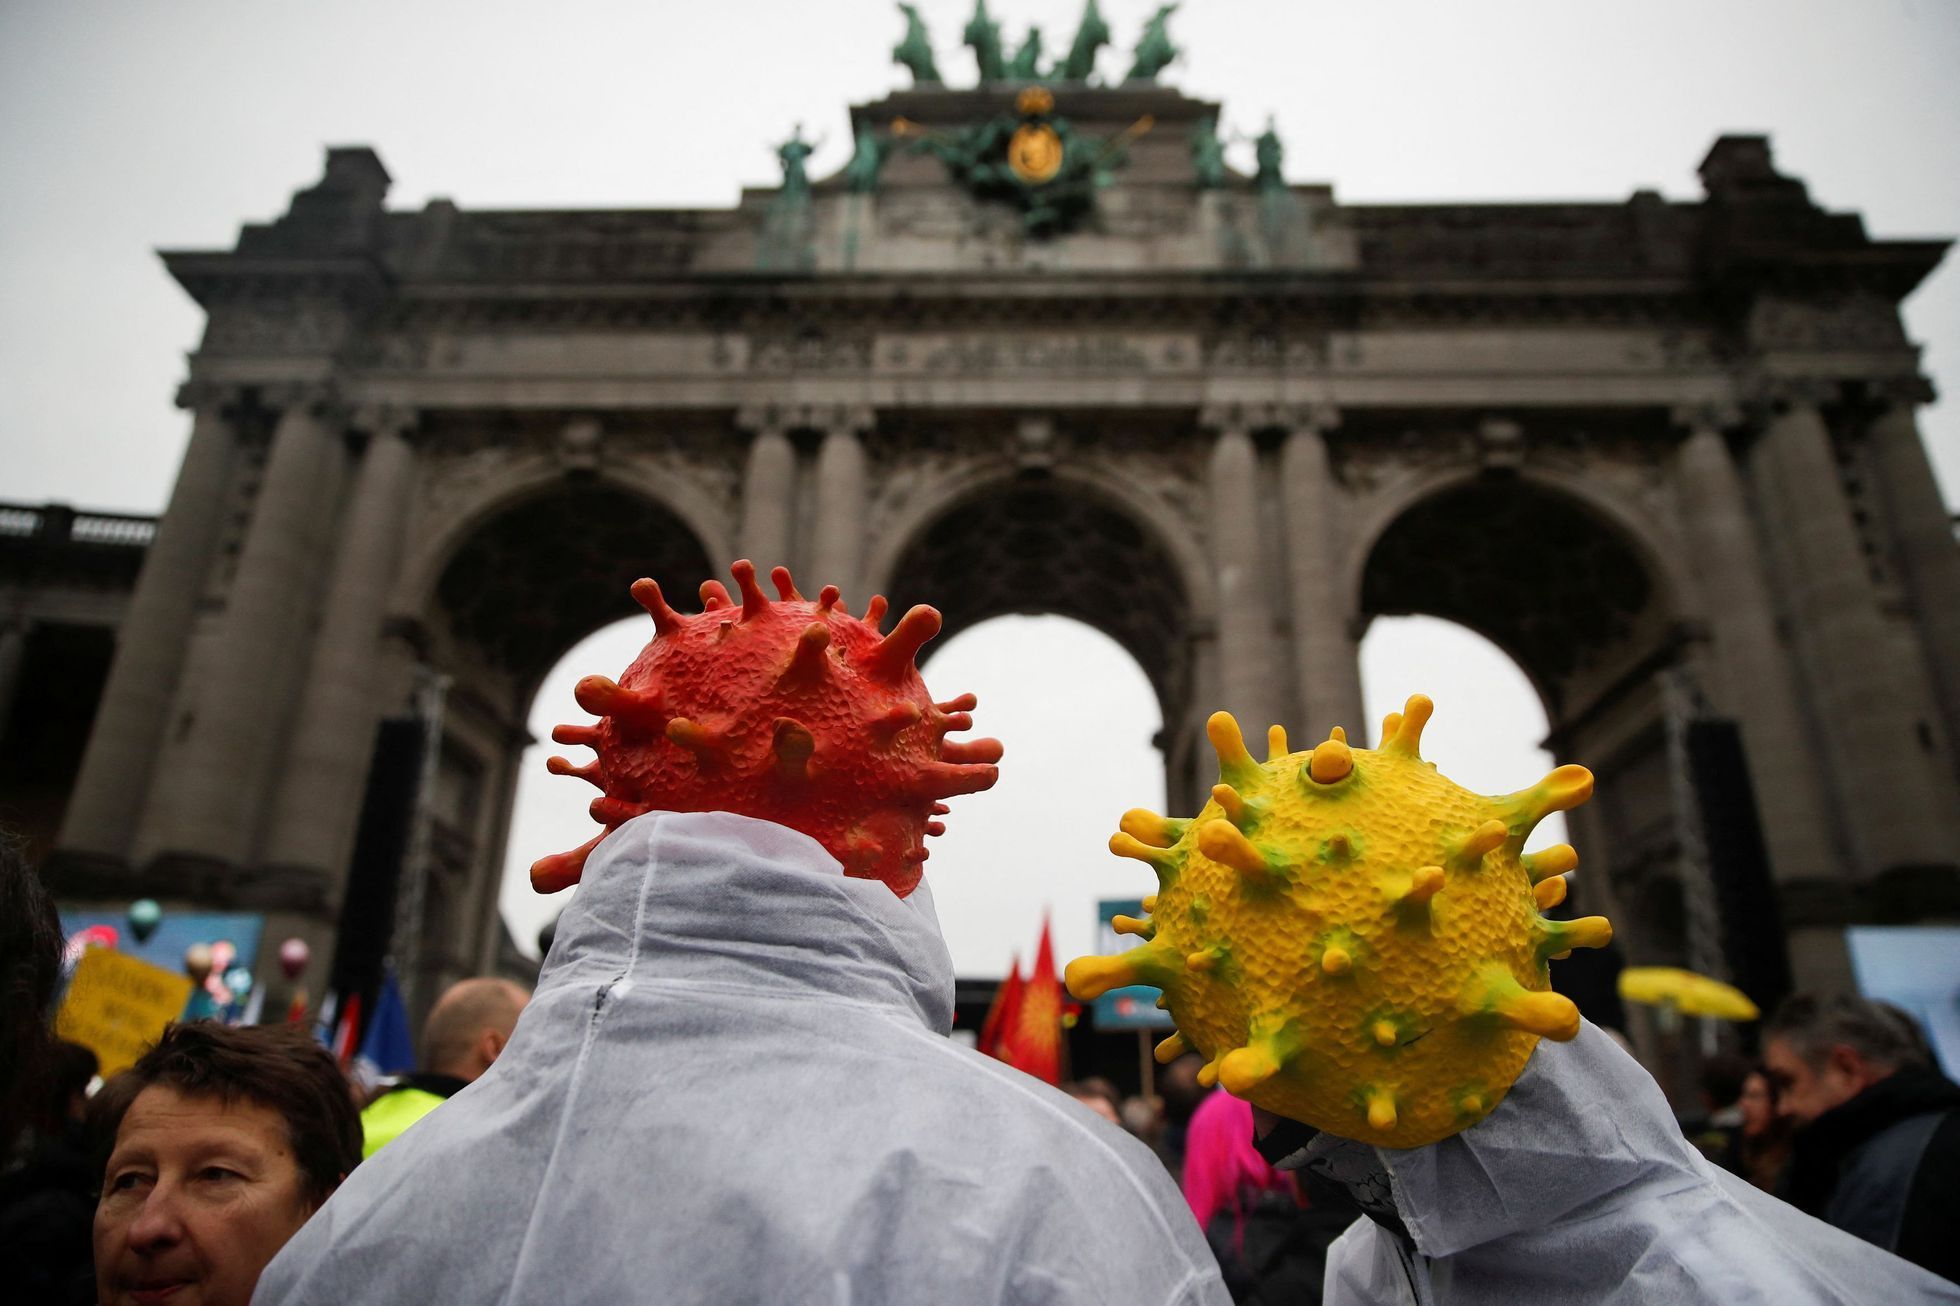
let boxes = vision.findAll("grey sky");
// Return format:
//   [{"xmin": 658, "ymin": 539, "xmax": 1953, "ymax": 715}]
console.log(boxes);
[{"xmin": 5, "ymin": 1, "xmax": 1954, "ymax": 972}]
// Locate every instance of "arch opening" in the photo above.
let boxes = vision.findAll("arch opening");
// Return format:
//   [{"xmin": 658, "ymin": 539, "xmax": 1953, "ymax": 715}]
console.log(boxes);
[
  {"xmin": 498, "ymin": 615, "xmax": 652, "ymax": 959},
  {"xmin": 919, "ymin": 614, "xmax": 1164, "ymax": 977},
  {"xmin": 1358, "ymin": 476, "xmax": 1680, "ymax": 1023},
  {"xmin": 434, "ymin": 480, "xmax": 713, "ymax": 691},
  {"xmin": 418, "ymin": 481, "xmax": 711, "ymax": 979},
  {"xmin": 1360, "ymin": 479, "xmax": 1661, "ymax": 713},
  {"xmin": 884, "ymin": 479, "xmax": 1195, "ymax": 730}
]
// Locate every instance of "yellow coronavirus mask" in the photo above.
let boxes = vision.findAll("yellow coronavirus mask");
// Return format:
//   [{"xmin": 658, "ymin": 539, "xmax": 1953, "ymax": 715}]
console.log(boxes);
[{"xmin": 1065, "ymin": 694, "xmax": 1612, "ymax": 1148}]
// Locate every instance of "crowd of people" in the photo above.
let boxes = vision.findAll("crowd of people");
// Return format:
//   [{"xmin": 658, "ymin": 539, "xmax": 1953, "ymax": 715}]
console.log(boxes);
[{"xmin": 5, "ymin": 815, "xmax": 1959, "ymax": 1302}]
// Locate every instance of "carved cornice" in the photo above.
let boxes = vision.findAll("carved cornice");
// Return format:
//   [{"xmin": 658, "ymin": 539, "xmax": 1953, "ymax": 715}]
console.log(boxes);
[
  {"xmin": 362, "ymin": 277, "xmax": 1709, "ymax": 340},
  {"xmin": 42, "ymin": 849, "xmax": 334, "ymax": 915}
]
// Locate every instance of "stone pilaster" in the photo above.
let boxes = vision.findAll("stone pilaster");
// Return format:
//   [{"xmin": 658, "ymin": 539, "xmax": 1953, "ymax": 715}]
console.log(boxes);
[
  {"xmin": 0, "ymin": 617, "xmax": 27, "ymax": 748},
  {"xmin": 1201, "ymin": 406, "xmax": 1281, "ymax": 740},
  {"xmin": 1279, "ymin": 406, "xmax": 1366, "ymax": 743},
  {"xmin": 1866, "ymin": 386, "xmax": 1960, "ymax": 772},
  {"xmin": 60, "ymin": 386, "xmax": 241, "ymax": 864},
  {"xmin": 262, "ymin": 407, "xmax": 421, "ymax": 891},
  {"xmin": 1671, "ymin": 407, "xmax": 1837, "ymax": 887},
  {"xmin": 1747, "ymin": 386, "xmax": 1955, "ymax": 876},
  {"xmin": 136, "ymin": 384, "xmax": 350, "ymax": 872},
  {"xmin": 809, "ymin": 407, "xmax": 874, "ymax": 606},
  {"xmin": 736, "ymin": 406, "xmax": 796, "ymax": 577}
]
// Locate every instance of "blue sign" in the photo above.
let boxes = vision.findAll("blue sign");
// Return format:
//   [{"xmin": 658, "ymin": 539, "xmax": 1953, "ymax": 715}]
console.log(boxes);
[
  {"xmin": 57, "ymin": 908, "xmax": 267, "ymax": 1021},
  {"xmin": 1090, "ymin": 899, "xmax": 1175, "ymax": 1031},
  {"xmin": 1847, "ymin": 926, "xmax": 1960, "ymax": 1078}
]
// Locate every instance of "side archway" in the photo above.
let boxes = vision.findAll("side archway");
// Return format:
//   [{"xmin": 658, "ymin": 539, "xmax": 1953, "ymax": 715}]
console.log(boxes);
[{"xmin": 1356, "ymin": 473, "xmax": 1689, "ymax": 1017}]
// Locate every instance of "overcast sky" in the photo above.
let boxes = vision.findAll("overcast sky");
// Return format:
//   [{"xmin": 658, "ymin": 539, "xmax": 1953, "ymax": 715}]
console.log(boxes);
[{"xmin": 5, "ymin": 1, "xmax": 1955, "ymax": 973}]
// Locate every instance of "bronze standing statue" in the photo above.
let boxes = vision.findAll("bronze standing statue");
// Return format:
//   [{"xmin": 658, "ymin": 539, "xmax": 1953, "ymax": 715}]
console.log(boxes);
[
  {"xmin": 1254, "ymin": 118, "xmax": 1285, "ymax": 194},
  {"xmin": 777, "ymin": 124, "xmax": 815, "ymax": 196},
  {"xmin": 1190, "ymin": 116, "xmax": 1226, "ymax": 190},
  {"xmin": 844, "ymin": 125, "xmax": 887, "ymax": 195}
]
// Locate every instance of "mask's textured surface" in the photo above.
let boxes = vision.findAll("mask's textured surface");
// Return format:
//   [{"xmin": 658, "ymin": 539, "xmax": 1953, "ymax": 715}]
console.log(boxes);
[
  {"xmin": 1065, "ymin": 695, "xmax": 1612, "ymax": 1148},
  {"xmin": 532, "ymin": 561, "xmax": 1001, "ymax": 898}
]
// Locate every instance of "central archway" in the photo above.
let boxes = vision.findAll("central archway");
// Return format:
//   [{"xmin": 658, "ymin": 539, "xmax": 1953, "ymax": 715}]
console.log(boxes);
[{"xmin": 882, "ymin": 478, "xmax": 1198, "ymax": 736}]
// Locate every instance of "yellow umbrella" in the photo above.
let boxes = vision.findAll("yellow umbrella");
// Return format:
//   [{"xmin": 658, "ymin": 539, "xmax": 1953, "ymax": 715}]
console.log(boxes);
[{"xmin": 1617, "ymin": 967, "xmax": 1760, "ymax": 1022}]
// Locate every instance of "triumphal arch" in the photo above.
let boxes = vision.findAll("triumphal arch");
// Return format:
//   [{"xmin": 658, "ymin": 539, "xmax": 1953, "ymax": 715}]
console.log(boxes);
[{"xmin": 46, "ymin": 11, "xmax": 1960, "ymax": 1017}]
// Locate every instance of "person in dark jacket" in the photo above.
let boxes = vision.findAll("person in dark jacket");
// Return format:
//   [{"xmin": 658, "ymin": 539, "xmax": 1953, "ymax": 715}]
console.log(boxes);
[{"xmin": 1765, "ymin": 992, "xmax": 1960, "ymax": 1284}]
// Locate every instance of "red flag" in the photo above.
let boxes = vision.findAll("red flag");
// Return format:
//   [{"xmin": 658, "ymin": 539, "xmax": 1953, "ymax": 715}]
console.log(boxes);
[
  {"xmin": 978, "ymin": 954, "xmax": 1023, "ymax": 1059},
  {"xmin": 330, "ymin": 991, "xmax": 363, "ymax": 1068},
  {"xmin": 1000, "ymin": 914, "xmax": 1064, "ymax": 1085}
]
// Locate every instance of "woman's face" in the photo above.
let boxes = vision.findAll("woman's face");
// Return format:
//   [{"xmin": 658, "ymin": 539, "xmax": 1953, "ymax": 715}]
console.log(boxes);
[
  {"xmin": 1738, "ymin": 1071, "xmax": 1776, "ymax": 1137},
  {"xmin": 94, "ymin": 1086, "xmax": 318, "ymax": 1306}
]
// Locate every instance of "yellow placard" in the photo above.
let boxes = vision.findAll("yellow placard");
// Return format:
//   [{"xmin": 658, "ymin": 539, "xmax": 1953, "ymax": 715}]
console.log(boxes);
[{"xmin": 55, "ymin": 947, "xmax": 195, "ymax": 1077}]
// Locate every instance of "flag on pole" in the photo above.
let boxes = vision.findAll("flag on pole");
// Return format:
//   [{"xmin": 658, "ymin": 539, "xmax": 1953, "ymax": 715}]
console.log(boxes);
[
  {"xmin": 329, "ymin": 991, "xmax": 363, "ymax": 1068},
  {"xmin": 354, "ymin": 968, "xmax": 416, "ymax": 1082},
  {"xmin": 977, "ymin": 953, "xmax": 1023, "ymax": 1059},
  {"xmin": 999, "ymin": 913, "xmax": 1064, "ymax": 1085}
]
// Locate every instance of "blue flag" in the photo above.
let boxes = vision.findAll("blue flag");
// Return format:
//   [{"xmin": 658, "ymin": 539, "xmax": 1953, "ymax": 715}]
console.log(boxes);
[{"xmin": 357, "ymin": 970, "xmax": 417, "ymax": 1076}]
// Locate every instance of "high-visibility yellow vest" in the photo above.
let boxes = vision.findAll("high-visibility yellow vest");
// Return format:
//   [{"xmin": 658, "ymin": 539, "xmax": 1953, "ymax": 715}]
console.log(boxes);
[{"xmin": 359, "ymin": 1086, "xmax": 448, "ymax": 1158}]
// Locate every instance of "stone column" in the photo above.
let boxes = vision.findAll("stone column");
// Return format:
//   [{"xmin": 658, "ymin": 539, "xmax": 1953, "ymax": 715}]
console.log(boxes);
[
  {"xmin": 263, "ymin": 407, "xmax": 421, "ymax": 889},
  {"xmin": 0, "ymin": 617, "xmax": 27, "ymax": 748},
  {"xmin": 1748, "ymin": 390, "xmax": 1953, "ymax": 875},
  {"xmin": 1202, "ymin": 407, "xmax": 1281, "ymax": 740},
  {"xmin": 1279, "ymin": 407, "xmax": 1367, "ymax": 743},
  {"xmin": 1866, "ymin": 390, "xmax": 1960, "ymax": 768},
  {"xmin": 809, "ymin": 407, "xmax": 872, "ymax": 606},
  {"xmin": 61, "ymin": 386, "xmax": 239, "ymax": 863},
  {"xmin": 138, "ymin": 385, "xmax": 349, "ymax": 869},
  {"xmin": 736, "ymin": 406, "xmax": 796, "ymax": 577},
  {"xmin": 1672, "ymin": 408, "xmax": 1838, "ymax": 887}
]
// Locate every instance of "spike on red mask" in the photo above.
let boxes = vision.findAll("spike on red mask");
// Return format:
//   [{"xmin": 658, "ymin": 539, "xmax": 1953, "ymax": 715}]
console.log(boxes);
[{"xmin": 531, "ymin": 560, "xmax": 1002, "ymax": 898}]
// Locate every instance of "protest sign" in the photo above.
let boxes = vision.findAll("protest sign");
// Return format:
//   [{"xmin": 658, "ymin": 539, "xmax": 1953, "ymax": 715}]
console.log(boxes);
[{"xmin": 55, "ymin": 946, "xmax": 194, "ymax": 1076}]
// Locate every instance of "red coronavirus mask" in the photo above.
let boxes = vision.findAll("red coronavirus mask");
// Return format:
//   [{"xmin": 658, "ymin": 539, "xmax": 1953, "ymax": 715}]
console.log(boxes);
[{"xmin": 532, "ymin": 561, "xmax": 1002, "ymax": 898}]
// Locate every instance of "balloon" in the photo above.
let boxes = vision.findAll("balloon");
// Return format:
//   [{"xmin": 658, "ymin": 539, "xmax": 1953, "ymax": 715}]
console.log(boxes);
[
  {"xmin": 278, "ymin": 937, "xmax": 310, "ymax": 980},
  {"xmin": 224, "ymin": 967, "xmax": 254, "ymax": 997},
  {"xmin": 128, "ymin": 899, "xmax": 162, "ymax": 943},
  {"xmin": 183, "ymin": 942, "xmax": 214, "ymax": 985}
]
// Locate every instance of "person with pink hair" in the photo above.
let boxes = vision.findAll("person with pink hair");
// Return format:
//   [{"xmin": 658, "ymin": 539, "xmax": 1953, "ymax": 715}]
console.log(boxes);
[{"xmin": 1183, "ymin": 1088, "xmax": 1346, "ymax": 1303}]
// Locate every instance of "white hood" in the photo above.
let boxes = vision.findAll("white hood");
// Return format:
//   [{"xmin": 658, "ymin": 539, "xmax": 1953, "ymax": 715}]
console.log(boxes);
[
  {"xmin": 258, "ymin": 811, "xmax": 1227, "ymax": 1306},
  {"xmin": 1323, "ymin": 1021, "xmax": 1960, "ymax": 1304}
]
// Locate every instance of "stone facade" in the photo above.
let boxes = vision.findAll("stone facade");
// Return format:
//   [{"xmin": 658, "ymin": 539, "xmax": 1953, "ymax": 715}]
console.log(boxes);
[{"xmin": 21, "ymin": 82, "xmax": 1959, "ymax": 1018}]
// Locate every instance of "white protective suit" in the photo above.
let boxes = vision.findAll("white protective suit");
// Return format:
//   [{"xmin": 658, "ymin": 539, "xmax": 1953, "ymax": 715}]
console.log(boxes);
[
  {"xmin": 1313, "ymin": 1020, "xmax": 1960, "ymax": 1305},
  {"xmin": 256, "ymin": 810, "xmax": 1229, "ymax": 1306}
]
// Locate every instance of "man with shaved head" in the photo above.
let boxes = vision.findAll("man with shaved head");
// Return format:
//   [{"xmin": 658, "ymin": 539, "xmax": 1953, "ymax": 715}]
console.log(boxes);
[{"xmin": 359, "ymin": 977, "xmax": 528, "ymax": 1157}]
